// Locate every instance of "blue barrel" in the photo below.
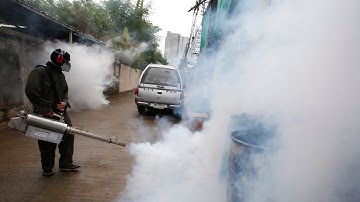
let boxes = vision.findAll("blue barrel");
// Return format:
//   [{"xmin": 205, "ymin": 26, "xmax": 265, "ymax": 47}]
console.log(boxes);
[{"xmin": 227, "ymin": 114, "xmax": 277, "ymax": 202}]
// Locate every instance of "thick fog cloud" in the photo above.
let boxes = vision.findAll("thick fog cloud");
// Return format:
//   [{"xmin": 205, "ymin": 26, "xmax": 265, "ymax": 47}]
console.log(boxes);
[
  {"xmin": 120, "ymin": 0, "xmax": 360, "ymax": 201},
  {"xmin": 38, "ymin": 41, "xmax": 116, "ymax": 111}
]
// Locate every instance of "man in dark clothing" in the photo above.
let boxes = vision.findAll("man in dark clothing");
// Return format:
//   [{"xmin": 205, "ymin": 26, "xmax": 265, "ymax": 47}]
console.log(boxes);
[{"xmin": 25, "ymin": 49, "xmax": 80, "ymax": 177}]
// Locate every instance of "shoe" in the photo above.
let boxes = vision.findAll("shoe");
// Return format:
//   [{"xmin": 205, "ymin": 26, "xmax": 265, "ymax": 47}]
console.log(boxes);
[
  {"xmin": 42, "ymin": 170, "xmax": 55, "ymax": 177},
  {"xmin": 59, "ymin": 164, "xmax": 80, "ymax": 171}
]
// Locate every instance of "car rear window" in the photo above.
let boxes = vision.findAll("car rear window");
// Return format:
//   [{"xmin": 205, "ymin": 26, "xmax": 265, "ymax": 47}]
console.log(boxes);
[{"xmin": 141, "ymin": 67, "xmax": 180, "ymax": 87}]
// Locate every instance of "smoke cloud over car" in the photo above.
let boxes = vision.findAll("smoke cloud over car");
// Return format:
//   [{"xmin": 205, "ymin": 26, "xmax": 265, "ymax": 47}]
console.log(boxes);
[{"xmin": 120, "ymin": 0, "xmax": 360, "ymax": 202}]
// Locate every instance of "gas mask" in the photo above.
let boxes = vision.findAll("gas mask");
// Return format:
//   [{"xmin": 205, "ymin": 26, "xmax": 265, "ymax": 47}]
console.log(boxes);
[{"xmin": 61, "ymin": 61, "xmax": 71, "ymax": 72}]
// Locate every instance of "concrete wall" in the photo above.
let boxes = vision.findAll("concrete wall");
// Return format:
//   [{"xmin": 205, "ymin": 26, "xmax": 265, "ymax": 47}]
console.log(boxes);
[
  {"xmin": 118, "ymin": 64, "xmax": 142, "ymax": 93},
  {"xmin": 0, "ymin": 28, "xmax": 43, "ymax": 122}
]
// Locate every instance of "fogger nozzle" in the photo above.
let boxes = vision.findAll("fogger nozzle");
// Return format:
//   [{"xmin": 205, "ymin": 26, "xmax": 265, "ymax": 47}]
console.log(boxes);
[{"xmin": 68, "ymin": 127, "xmax": 126, "ymax": 147}]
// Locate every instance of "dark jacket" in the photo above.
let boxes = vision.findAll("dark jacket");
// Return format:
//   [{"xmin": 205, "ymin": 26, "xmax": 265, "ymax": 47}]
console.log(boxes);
[{"xmin": 25, "ymin": 61, "xmax": 70, "ymax": 115}]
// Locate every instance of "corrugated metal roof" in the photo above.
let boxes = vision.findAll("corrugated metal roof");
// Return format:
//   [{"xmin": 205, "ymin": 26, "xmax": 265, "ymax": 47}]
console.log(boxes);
[{"xmin": 0, "ymin": 0, "xmax": 104, "ymax": 45}]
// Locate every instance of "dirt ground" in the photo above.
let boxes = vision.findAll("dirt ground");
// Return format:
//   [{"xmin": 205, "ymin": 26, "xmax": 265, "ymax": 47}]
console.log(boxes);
[{"xmin": 0, "ymin": 91, "xmax": 182, "ymax": 201}]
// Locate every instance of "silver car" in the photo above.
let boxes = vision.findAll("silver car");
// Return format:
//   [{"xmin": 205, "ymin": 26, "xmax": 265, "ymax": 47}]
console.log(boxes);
[{"xmin": 135, "ymin": 64, "xmax": 183, "ymax": 117}]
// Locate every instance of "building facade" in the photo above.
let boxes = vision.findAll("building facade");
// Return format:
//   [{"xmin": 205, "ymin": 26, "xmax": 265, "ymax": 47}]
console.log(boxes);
[{"xmin": 164, "ymin": 31, "xmax": 189, "ymax": 67}]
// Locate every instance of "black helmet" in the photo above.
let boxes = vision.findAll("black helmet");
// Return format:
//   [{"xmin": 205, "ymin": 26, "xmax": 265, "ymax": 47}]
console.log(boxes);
[{"xmin": 50, "ymin": 49, "xmax": 70, "ymax": 65}]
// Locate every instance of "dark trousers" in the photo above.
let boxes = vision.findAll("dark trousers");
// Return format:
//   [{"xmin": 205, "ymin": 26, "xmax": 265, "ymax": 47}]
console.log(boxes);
[{"xmin": 38, "ymin": 111, "xmax": 74, "ymax": 171}]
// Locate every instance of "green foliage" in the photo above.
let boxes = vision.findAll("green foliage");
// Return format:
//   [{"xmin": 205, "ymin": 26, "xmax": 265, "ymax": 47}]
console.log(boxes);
[
  {"xmin": 103, "ymin": 0, "xmax": 134, "ymax": 34},
  {"xmin": 20, "ymin": 0, "xmax": 168, "ymax": 68},
  {"xmin": 133, "ymin": 42, "xmax": 168, "ymax": 69},
  {"xmin": 55, "ymin": 0, "xmax": 115, "ymax": 39},
  {"xmin": 21, "ymin": 0, "xmax": 57, "ymax": 16},
  {"xmin": 123, "ymin": 27, "xmax": 129, "ymax": 45},
  {"xmin": 102, "ymin": 0, "xmax": 168, "ymax": 68}
]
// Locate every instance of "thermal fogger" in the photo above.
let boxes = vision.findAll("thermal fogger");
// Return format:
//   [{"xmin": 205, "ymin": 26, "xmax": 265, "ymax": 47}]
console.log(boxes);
[{"xmin": 6, "ymin": 109, "xmax": 126, "ymax": 147}]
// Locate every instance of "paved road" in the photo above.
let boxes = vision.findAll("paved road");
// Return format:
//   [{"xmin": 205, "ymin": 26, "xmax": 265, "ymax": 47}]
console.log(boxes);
[{"xmin": 0, "ymin": 91, "xmax": 181, "ymax": 201}]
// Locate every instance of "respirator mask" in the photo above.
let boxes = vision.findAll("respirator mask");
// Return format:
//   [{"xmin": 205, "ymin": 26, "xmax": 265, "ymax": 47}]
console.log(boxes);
[
  {"xmin": 60, "ymin": 51, "xmax": 71, "ymax": 72},
  {"xmin": 61, "ymin": 60, "xmax": 71, "ymax": 72}
]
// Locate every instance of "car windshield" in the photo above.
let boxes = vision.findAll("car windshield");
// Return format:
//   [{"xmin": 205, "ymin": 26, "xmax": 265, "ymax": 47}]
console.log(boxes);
[{"xmin": 141, "ymin": 67, "xmax": 180, "ymax": 87}]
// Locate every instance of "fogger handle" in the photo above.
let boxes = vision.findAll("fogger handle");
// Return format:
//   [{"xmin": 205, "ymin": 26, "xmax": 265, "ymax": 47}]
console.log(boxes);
[{"xmin": 68, "ymin": 127, "xmax": 126, "ymax": 147}]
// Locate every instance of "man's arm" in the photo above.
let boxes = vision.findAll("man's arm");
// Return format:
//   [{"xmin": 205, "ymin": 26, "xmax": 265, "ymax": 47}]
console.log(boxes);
[{"xmin": 62, "ymin": 79, "xmax": 71, "ymax": 109}]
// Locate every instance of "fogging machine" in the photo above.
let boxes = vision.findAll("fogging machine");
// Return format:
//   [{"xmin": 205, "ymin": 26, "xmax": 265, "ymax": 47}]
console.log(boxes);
[{"xmin": 6, "ymin": 109, "xmax": 126, "ymax": 147}]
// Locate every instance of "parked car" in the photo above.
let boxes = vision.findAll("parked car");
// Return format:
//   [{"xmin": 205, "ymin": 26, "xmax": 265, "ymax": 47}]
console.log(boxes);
[{"xmin": 135, "ymin": 64, "xmax": 184, "ymax": 117}]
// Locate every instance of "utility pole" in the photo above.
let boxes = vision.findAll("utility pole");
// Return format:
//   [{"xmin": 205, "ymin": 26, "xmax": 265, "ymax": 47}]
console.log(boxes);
[{"xmin": 180, "ymin": 0, "xmax": 208, "ymax": 76}]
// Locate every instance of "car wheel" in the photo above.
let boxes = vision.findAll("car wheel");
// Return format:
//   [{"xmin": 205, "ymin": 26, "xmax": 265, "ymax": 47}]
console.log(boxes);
[
  {"xmin": 172, "ymin": 108, "xmax": 183, "ymax": 120},
  {"xmin": 137, "ymin": 106, "xmax": 145, "ymax": 114}
]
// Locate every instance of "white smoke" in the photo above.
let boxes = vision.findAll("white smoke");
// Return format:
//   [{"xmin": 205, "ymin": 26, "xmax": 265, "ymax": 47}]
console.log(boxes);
[
  {"xmin": 120, "ymin": 0, "xmax": 360, "ymax": 201},
  {"xmin": 41, "ymin": 41, "xmax": 116, "ymax": 111},
  {"xmin": 115, "ymin": 41, "xmax": 149, "ymax": 65},
  {"xmin": 121, "ymin": 123, "xmax": 227, "ymax": 202}
]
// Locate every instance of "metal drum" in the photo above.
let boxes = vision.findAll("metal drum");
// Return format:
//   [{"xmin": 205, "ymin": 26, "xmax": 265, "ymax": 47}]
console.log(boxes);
[{"xmin": 227, "ymin": 114, "xmax": 277, "ymax": 202}]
